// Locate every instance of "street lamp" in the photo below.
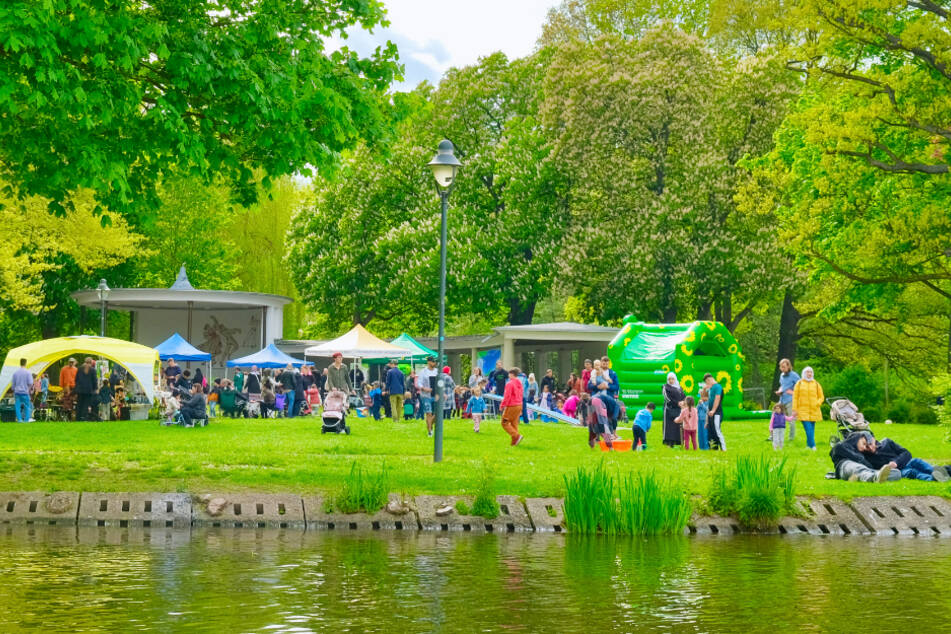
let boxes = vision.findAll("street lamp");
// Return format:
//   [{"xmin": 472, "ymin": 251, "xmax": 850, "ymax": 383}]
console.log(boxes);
[
  {"xmin": 96, "ymin": 279, "xmax": 110, "ymax": 337},
  {"xmin": 427, "ymin": 140, "xmax": 462, "ymax": 463}
]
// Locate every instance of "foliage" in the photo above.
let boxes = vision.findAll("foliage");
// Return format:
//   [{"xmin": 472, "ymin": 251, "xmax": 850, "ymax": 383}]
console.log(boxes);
[
  {"xmin": 563, "ymin": 462, "xmax": 616, "ymax": 534},
  {"xmin": 709, "ymin": 454, "xmax": 797, "ymax": 529},
  {"xmin": 335, "ymin": 461, "xmax": 388, "ymax": 514},
  {"xmin": 0, "ymin": 0, "xmax": 399, "ymax": 221},
  {"xmin": 827, "ymin": 365, "xmax": 882, "ymax": 413},
  {"xmin": 470, "ymin": 462, "xmax": 500, "ymax": 519},
  {"xmin": 454, "ymin": 500, "xmax": 471, "ymax": 515}
]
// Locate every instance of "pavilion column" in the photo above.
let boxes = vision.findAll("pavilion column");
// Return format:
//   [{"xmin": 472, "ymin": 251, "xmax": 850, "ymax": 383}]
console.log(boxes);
[
  {"xmin": 187, "ymin": 301, "xmax": 194, "ymax": 342},
  {"xmin": 502, "ymin": 336, "xmax": 515, "ymax": 369},
  {"xmin": 470, "ymin": 347, "xmax": 478, "ymax": 373},
  {"xmin": 560, "ymin": 348, "xmax": 572, "ymax": 385},
  {"xmin": 535, "ymin": 349, "xmax": 545, "ymax": 376}
]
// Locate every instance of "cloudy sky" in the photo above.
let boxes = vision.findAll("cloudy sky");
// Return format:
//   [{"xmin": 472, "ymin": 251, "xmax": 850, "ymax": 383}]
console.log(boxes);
[{"xmin": 334, "ymin": 0, "xmax": 560, "ymax": 91}]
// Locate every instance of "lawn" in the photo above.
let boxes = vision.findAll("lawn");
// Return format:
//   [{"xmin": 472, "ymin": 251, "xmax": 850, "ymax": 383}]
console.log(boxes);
[{"xmin": 0, "ymin": 415, "xmax": 949, "ymax": 500}]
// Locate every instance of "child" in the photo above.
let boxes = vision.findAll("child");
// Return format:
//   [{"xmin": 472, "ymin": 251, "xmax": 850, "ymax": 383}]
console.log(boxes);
[
  {"xmin": 696, "ymin": 387, "xmax": 710, "ymax": 450},
  {"xmin": 403, "ymin": 390, "xmax": 415, "ymax": 420},
  {"xmin": 563, "ymin": 390, "xmax": 580, "ymax": 421},
  {"xmin": 98, "ymin": 378, "xmax": 113, "ymax": 421},
  {"xmin": 40, "ymin": 373, "xmax": 49, "ymax": 404},
  {"xmin": 467, "ymin": 387, "xmax": 486, "ymax": 432},
  {"xmin": 676, "ymin": 396, "xmax": 699, "ymax": 450},
  {"xmin": 306, "ymin": 383, "xmax": 321, "ymax": 411},
  {"xmin": 368, "ymin": 382, "xmax": 383, "ymax": 420},
  {"xmin": 208, "ymin": 378, "xmax": 221, "ymax": 418},
  {"xmin": 632, "ymin": 402, "xmax": 654, "ymax": 450},
  {"xmin": 538, "ymin": 384, "xmax": 553, "ymax": 411},
  {"xmin": 770, "ymin": 403, "xmax": 786, "ymax": 450}
]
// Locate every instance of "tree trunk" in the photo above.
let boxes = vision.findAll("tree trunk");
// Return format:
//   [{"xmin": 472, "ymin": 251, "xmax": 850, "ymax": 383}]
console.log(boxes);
[
  {"xmin": 507, "ymin": 299, "xmax": 536, "ymax": 325},
  {"xmin": 770, "ymin": 291, "xmax": 801, "ymax": 398},
  {"xmin": 696, "ymin": 300, "xmax": 712, "ymax": 321}
]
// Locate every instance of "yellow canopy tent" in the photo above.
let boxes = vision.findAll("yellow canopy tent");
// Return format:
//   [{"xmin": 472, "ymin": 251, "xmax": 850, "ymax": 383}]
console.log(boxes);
[{"xmin": 0, "ymin": 336, "xmax": 160, "ymax": 402}]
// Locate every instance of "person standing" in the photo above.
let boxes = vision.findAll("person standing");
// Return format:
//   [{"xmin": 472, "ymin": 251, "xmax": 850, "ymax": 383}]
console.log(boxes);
[
  {"xmin": 468, "ymin": 366, "xmax": 483, "ymax": 389},
  {"xmin": 500, "ymin": 367, "xmax": 525, "ymax": 446},
  {"xmin": 416, "ymin": 356, "xmax": 439, "ymax": 436},
  {"xmin": 581, "ymin": 359, "xmax": 594, "ymax": 394},
  {"xmin": 600, "ymin": 356, "xmax": 620, "ymax": 398},
  {"xmin": 11, "ymin": 358, "xmax": 34, "ymax": 423},
  {"xmin": 662, "ymin": 372, "xmax": 685, "ymax": 447},
  {"xmin": 232, "ymin": 367, "xmax": 245, "ymax": 393},
  {"xmin": 776, "ymin": 358, "xmax": 800, "ymax": 441},
  {"xmin": 244, "ymin": 365, "xmax": 261, "ymax": 399},
  {"xmin": 164, "ymin": 358, "xmax": 182, "ymax": 388},
  {"xmin": 704, "ymin": 373, "xmax": 726, "ymax": 451},
  {"xmin": 326, "ymin": 353, "xmax": 353, "ymax": 393},
  {"xmin": 385, "ymin": 360, "xmax": 406, "ymax": 423},
  {"xmin": 74, "ymin": 358, "xmax": 98, "ymax": 421},
  {"xmin": 792, "ymin": 366, "xmax": 823, "ymax": 450},
  {"xmin": 58, "ymin": 358, "xmax": 77, "ymax": 396},
  {"xmin": 279, "ymin": 363, "xmax": 297, "ymax": 418},
  {"xmin": 540, "ymin": 369, "xmax": 556, "ymax": 396},
  {"xmin": 489, "ymin": 360, "xmax": 508, "ymax": 396}
]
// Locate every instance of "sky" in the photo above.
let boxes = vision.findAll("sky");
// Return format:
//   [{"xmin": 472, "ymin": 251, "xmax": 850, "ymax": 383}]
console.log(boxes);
[{"xmin": 333, "ymin": 0, "xmax": 560, "ymax": 91}]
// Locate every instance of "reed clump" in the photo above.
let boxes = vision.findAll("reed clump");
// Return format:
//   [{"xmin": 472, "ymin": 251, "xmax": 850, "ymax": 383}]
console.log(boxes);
[
  {"xmin": 335, "ymin": 461, "xmax": 389, "ymax": 514},
  {"xmin": 709, "ymin": 454, "xmax": 797, "ymax": 529}
]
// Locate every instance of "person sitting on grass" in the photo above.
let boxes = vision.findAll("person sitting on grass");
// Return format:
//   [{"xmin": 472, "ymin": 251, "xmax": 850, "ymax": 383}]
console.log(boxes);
[
  {"xmin": 830, "ymin": 432, "xmax": 898, "ymax": 482},
  {"xmin": 632, "ymin": 402, "xmax": 654, "ymax": 450},
  {"xmin": 260, "ymin": 381, "xmax": 276, "ymax": 418},
  {"xmin": 180, "ymin": 382, "xmax": 207, "ymax": 428},
  {"xmin": 857, "ymin": 432, "xmax": 950, "ymax": 482}
]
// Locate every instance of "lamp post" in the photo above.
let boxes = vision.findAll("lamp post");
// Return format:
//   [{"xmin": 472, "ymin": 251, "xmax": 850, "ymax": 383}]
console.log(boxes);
[
  {"xmin": 427, "ymin": 140, "xmax": 462, "ymax": 463},
  {"xmin": 96, "ymin": 279, "xmax": 110, "ymax": 337}
]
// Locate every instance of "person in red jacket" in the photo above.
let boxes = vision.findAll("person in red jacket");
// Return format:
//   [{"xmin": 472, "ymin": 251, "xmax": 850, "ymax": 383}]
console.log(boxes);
[{"xmin": 500, "ymin": 367, "xmax": 525, "ymax": 446}]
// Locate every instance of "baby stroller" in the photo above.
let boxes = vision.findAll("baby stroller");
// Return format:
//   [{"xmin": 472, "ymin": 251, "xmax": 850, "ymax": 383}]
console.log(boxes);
[
  {"xmin": 321, "ymin": 390, "xmax": 351, "ymax": 435},
  {"xmin": 827, "ymin": 396, "xmax": 871, "ymax": 446}
]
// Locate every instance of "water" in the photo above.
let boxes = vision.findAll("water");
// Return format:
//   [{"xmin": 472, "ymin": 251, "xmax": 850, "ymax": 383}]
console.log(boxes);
[{"xmin": 0, "ymin": 527, "xmax": 948, "ymax": 632}]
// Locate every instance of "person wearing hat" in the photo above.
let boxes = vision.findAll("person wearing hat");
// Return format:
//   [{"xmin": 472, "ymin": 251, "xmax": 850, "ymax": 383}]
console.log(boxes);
[
  {"xmin": 416, "ymin": 356, "xmax": 439, "ymax": 436},
  {"xmin": 385, "ymin": 360, "xmax": 406, "ymax": 423},
  {"xmin": 325, "ymin": 353, "xmax": 353, "ymax": 394}
]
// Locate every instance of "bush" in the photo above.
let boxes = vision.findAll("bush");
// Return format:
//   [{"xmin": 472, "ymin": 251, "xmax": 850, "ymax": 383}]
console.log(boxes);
[
  {"xmin": 564, "ymin": 463, "xmax": 691, "ymax": 535},
  {"xmin": 470, "ymin": 462, "xmax": 500, "ymax": 519},
  {"xmin": 886, "ymin": 400, "xmax": 912, "ymax": 424},
  {"xmin": 828, "ymin": 364, "xmax": 882, "ymax": 412},
  {"xmin": 335, "ymin": 461, "xmax": 388, "ymax": 514},
  {"xmin": 707, "ymin": 454, "xmax": 798, "ymax": 529},
  {"xmin": 914, "ymin": 407, "xmax": 939, "ymax": 426}
]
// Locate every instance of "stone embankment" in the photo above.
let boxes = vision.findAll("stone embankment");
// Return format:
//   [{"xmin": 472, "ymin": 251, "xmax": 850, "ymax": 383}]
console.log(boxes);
[{"xmin": 2, "ymin": 491, "xmax": 950, "ymax": 536}]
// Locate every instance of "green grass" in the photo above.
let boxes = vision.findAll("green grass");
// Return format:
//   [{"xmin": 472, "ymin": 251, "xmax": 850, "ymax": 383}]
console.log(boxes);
[{"xmin": 0, "ymin": 416, "xmax": 949, "ymax": 500}]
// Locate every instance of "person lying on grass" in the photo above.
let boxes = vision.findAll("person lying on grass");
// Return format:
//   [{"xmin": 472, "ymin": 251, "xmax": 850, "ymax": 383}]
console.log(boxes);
[
  {"xmin": 829, "ymin": 432, "xmax": 898, "ymax": 483},
  {"xmin": 856, "ymin": 432, "xmax": 950, "ymax": 482}
]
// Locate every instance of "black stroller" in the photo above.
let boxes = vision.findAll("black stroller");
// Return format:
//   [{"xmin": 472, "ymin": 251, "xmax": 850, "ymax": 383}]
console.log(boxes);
[{"xmin": 321, "ymin": 390, "xmax": 351, "ymax": 435}]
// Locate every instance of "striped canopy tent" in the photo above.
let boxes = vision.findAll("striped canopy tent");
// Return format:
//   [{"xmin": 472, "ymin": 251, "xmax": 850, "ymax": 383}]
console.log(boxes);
[{"xmin": 0, "ymin": 336, "xmax": 160, "ymax": 402}]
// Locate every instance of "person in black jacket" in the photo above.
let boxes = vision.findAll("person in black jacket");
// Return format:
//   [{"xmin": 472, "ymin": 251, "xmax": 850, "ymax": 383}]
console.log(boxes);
[
  {"xmin": 858, "ymin": 433, "xmax": 950, "ymax": 482},
  {"xmin": 180, "ymin": 383, "xmax": 207, "ymax": 427},
  {"xmin": 74, "ymin": 358, "xmax": 98, "ymax": 421},
  {"xmin": 489, "ymin": 360, "xmax": 508, "ymax": 396},
  {"xmin": 829, "ymin": 432, "xmax": 897, "ymax": 482},
  {"xmin": 540, "ymin": 369, "xmax": 556, "ymax": 396}
]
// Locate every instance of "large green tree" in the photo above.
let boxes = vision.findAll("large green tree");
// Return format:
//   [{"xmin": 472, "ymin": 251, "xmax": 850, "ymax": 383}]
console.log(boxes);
[{"xmin": 0, "ymin": 0, "xmax": 399, "ymax": 221}]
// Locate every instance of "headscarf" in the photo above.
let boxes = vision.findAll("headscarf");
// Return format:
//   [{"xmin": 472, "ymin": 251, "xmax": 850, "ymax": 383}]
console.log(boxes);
[
  {"xmin": 666, "ymin": 372, "xmax": 678, "ymax": 385},
  {"xmin": 802, "ymin": 366, "xmax": 814, "ymax": 381}
]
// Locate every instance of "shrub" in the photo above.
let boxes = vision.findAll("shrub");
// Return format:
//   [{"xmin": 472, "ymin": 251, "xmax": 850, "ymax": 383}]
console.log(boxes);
[
  {"xmin": 886, "ymin": 400, "xmax": 912, "ymax": 424},
  {"xmin": 828, "ymin": 364, "xmax": 882, "ymax": 412},
  {"xmin": 470, "ymin": 462, "xmax": 500, "ymax": 519},
  {"xmin": 913, "ymin": 407, "xmax": 938, "ymax": 426},
  {"xmin": 563, "ymin": 462, "xmax": 615, "ymax": 534},
  {"xmin": 455, "ymin": 500, "xmax": 471, "ymax": 515},
  {"xmin": 335, "ymin": 461, "xmax": 388, "ymax": 514},
  {"xmin": 707, "ymin": 454, "xmax": 797, "ymax": 529}
]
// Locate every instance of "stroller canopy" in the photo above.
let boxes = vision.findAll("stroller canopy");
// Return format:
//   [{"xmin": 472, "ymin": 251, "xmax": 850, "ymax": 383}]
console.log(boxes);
[{"xmin": 226, "ymin": 343, "xmax": 312, "ymax": 368}]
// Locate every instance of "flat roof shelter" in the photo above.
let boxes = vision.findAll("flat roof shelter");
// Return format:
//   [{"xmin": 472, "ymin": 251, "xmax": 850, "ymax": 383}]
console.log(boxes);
[{"xmin": 71, "ymin": 266, "xmax": 291, "ymax": 373}]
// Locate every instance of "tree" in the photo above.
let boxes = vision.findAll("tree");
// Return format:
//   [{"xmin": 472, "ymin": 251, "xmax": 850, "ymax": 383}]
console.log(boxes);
[
  {"xmin": 542, "ymin": 25, "xmax": 798, "ymax": 327},
  {"xmin": 0, "ymin": 0, "xmax": 400, "ymax": 221}
]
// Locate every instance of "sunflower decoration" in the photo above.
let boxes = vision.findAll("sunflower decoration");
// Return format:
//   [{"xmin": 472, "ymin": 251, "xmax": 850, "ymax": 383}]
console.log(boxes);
[
  {"xmin": 679, "ymin": 344, "xmax": 693, "ymax": 356},
  {"xmin": 661, "ymin": 364, "xmax": 670, "ymax": 373},
  {"xmin": 735, "ymin": 364, "xmax": 741, "ymax": 372},
  {"xmin": 685, "ymin": 329, "xmax": 696, "ymax": 342},
  {"xmin": 704, "ymin": 321, "xmax": 717, "ymax": 330},
  {"xmin": 674, "ymin": 358, "xmax": 683, "ymax": 373},
  {"xmin": 737, "ymin": 377, "xmax": 743, "ymax": 393},
  {"xmin": 623, "ymin": 337, "xmax": 631, "ymax": 346},
  {"xmin": 680, "ymin": 374, "xmax": 694, "ymax": 393},
  {"xmin": 716, "ymin": 370, "xmax": 732, "ymax": 393},
  {"xmin": 728, "ymin": 343, "xmax": 738, "ymax": 354}
]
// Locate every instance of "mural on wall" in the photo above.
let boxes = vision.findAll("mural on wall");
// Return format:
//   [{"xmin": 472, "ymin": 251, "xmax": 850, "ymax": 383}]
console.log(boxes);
[
  {"xmin": 242, "ymin": 314, "xmax": 261, "ymax": 347},
  {"xmin": 199, "ymin": 316, "xmax": 242, "ymax": 366}
]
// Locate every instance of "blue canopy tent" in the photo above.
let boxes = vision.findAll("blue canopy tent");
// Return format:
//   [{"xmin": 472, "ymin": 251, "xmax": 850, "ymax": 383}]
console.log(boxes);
[
  {"xmin": 226, "ymin": 343, "xmax": 312, "ymax": 369},
  {"xmin": 155, "ymin": 333, "xmax": 212, "ymax": 362}
]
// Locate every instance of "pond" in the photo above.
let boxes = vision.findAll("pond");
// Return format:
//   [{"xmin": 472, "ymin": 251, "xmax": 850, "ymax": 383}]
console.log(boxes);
[{"xmin": 0, "ymin": 527, "xmax": 948, "ymax": 632}]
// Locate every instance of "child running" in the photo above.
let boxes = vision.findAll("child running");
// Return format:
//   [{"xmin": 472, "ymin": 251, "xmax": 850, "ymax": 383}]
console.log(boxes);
[
  {"xmin": 632, "ymin": 402, "xmax": 654, "ymax": 450},
  {"xmin": 676, "ymin": 396, "xmax": 699, "ymax": 450},
  {"xmin": 467, "ymin": 387, "xmax": 486, "ymax": 432},
  {"xmin": 769, "ymin": 402, "xmax": 786, "ymax": 450}
]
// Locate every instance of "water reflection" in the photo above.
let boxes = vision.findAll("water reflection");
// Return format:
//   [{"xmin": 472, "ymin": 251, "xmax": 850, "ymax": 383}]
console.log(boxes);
[{"xmin": 0, "ymin": 525, "xmax": 948, "ymax": 632}]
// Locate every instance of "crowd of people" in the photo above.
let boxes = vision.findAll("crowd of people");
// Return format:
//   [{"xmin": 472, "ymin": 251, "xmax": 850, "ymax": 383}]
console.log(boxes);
[{"xmin": 9, "ymin": 356, "xmax": 135, "ymax": 422}]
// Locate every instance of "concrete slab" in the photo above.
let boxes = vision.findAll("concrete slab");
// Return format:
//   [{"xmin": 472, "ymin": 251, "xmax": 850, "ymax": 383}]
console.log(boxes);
[
  {"xmin": 686, "ymin": 514, "xmax": 742, "ymax": 536},
  {"xmin": 302, "ymin": 494, "xmax": 420, "ymax": 531},
  {"xmin": 776, "ymin": 497, "xmax": 872, "ymax": 536},
  {"xmin": 415, "ymin": 495, "xmax": 533, "ymax": 533},
  {"xmin": 850, "ymin": 496, "xmax": 951, "ymax": 536},
  {"xmin": 191, "ymin": 493, "xmax": 305, "ymax": 528},
  {"xmin": 0, "ymin": 491, "xmax": 80, "ymax": 525},
  {"xmin": 78, "ymin": 492, "xmax": 191, "ymax": 528},
  {"xmin": 524, "ymin": 498, "xmax": 566, "ymax": 533}
]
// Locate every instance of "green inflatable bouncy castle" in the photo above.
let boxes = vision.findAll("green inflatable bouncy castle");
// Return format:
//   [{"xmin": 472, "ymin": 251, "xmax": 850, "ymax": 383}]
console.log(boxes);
[{"xmin": 607, "ymin": 319, "xmax": 746, "ymax": 419}]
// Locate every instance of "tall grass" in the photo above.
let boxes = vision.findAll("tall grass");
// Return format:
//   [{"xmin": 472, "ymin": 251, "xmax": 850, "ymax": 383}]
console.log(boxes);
[
  {"xmin": 335, "ymin": 461, "xmax": 388, "ymax": 514},
  {"xmin": 564, "ymin": 463, "xmax": 691, "ymax": 535},
  {"xmin": 709, "ymin": 454, "xmax": 798, "ymax": 529},
  {"xmin": 470, "ymin": 461, "xmax": 500, "ymax": 519}
]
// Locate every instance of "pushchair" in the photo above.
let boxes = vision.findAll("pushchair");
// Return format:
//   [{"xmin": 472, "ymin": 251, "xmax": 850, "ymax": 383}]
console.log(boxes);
[
  {"xmin": 827, "ymin": 396, "xmax": 871, "ymax": 446},
  {"xmin": 321, "ymin": 390, "xmax": 351, "ymax": 434}
]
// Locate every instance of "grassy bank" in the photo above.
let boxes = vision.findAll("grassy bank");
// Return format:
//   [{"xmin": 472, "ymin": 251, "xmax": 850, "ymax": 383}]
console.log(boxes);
[{"xmin": 0, "ymin": 416, "xmax": 949, "ymax": 499}]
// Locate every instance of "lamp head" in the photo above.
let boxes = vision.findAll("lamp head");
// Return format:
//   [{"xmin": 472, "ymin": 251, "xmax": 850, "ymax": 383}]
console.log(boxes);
[
  {"xmin": 96, "ymin": 278, "xmax": 111, "ymax": 302},
  {"xmin": 427, "ymin": 139, "xmax": 462, "ymax": 189}
]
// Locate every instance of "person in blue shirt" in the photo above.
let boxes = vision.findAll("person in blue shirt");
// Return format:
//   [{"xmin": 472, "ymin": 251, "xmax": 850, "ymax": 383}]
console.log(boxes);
[
  {"xmin": 518, "ymin": 370, "xmax": 530, "ymax": 425},
  {"xmin": 384, "ymin": 360, "xmax": 406, "ymax": 423},
  {"xmin": 368, "ymin": 382, "xmax": 383, "ymax": 420},
  {"xmin": 775, "ymin": 358, "xmax": 800, "ymax": 442},
  {"xmin": 696, "ymin": 387, "xmax": 710, "ymax": 449},
  {"xmin": 466, "ymin": 387, "xmax": 486, "ymax": 433},
  {"xmin": 704, "ymin": 373, "xmax": 726, "ymax": 451},
  {"xmin": 632, "ymin": 402, "xmax": 654, "ymax": 450},
  {"xmin": 599, "ymin": 356, "xmax": 621, "ymax": 398}
]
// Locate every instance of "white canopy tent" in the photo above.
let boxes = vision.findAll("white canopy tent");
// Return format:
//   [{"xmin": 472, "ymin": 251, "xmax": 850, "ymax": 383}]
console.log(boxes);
[{"xmin": 305, "ymin": 325, "xmax": 415, "ymax": 386}]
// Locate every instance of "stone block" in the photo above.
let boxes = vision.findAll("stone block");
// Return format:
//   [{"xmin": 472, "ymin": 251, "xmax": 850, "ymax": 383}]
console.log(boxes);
[
  {"xmin": 686, "ymin": 513, "xmax": 742, "ymax": 536},
  {"xmin": 849, "ymin": 496, "xmax": 951, "ymax": 536},
  {"xmin": 524, "ymin": 498, "xmax": 565, "ymax": 533},
  {"xmin": 0, "ymin": 491, "xmax": 80, "ymax": 525},
  {"xmin": 302, "ymin": 494, "xmax": 420, "ymax": 531},
  {"xmin": 78, "ymin": 492, "xmax": 191, "ymax": 528},
  {"xmin": 414, "ymin": 495, "xmax": 533, "ymax": 533},
  {"xmin": 775, "ymin": 497, "xmax": 871, "ymax": 536},
  {"xmin": 191, "ymin": 493, "xmax": 305, "ymax": 528}
]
